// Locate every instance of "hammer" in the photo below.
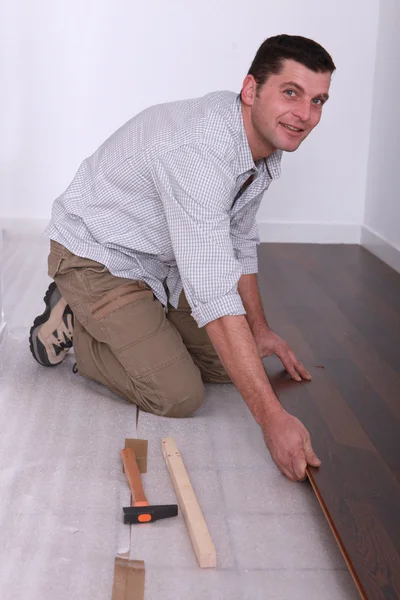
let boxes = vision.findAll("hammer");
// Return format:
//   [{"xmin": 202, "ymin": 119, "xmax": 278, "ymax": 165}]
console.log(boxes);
[{"xmin": 120, "ymin": 447, "xmax": 178, "ymax": 524}]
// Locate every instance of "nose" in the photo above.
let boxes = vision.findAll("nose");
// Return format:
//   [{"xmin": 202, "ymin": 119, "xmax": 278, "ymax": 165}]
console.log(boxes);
[{"xmin": 292, "ymin": 99, "xmax": 311, "ymax": 123}]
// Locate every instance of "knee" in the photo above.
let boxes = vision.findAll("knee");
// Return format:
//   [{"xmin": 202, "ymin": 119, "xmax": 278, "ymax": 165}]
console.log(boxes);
[{"xmin": 162, "ymin": 379, "xmax": 205, "ymax": 418}]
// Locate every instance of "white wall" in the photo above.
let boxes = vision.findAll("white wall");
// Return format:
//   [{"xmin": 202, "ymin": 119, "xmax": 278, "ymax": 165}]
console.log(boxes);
[
  {"xmin": 0, "ymin": 229, "xmax": 5, "ymax": 344},
  {"xmin": 362, "ymin": 0, "xmax": 400, "ymax": 271},
  {"xmin": 1, "ymin": 0, "xmax": 379, "ymax": 243}
]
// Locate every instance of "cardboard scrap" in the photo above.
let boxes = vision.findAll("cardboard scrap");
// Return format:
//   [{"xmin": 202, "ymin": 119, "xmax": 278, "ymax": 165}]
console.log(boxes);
[{"xmin": 111, "ymin": 557, "xmax": 145, "ymax": 600}]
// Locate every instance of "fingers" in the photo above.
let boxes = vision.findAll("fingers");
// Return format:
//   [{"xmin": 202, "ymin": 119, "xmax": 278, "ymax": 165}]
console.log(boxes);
[
  {"xmin": 280, "ymin": 466, "xmax": 298, "ymax": 482},
  {"xmin": 304, "ymin": 437, "xmax": 321, "ymax": 467},
  {"xmin": 276, "ymin": 344, "xmax": 312, "ymax": 382},
  {"xmin": 293, "ymin": 358, "xmax": 312, "ymax": 381},
  {"xmin": 305, "ymin": 447, "xmax": 321, "ymax": 467},
  {"xmin": 285, "ymin": 363, "xmax": 302, "ymax": 382},
  {"xmin": 264, "ymin": 411, "xmax": 321, "ymax": 484},
  {"xmin": 278, "ymin": 458, "xmax": 306, "ymax": 482},
  {"xmin": 277, "ymin": 348, "xmax": 302, "ymax": 382},
  {"xmin": 282, "ymin": 444, "xmax": 321, "ymax": 482},
  {"xmin": 291, "ymin": 454, "xmax": 308, "ymax": 481},
  {"xmin": 268, "ymin": 334, "xmax": 312, "ymax": 382},
  {"xmin": 276, "ymin": 447, "xmax": 308, "ymax": 482}
]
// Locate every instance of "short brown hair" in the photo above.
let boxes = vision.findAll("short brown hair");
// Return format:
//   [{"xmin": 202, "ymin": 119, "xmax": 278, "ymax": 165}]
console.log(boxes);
[{"xmin": 247, "ymin": 34, "xmax": 336, "ymax": 88}]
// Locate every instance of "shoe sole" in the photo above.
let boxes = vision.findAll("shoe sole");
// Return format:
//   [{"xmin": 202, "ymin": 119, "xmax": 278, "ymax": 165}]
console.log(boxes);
[{"xmin": 29, "ymin": 282, "xmax": 67, "ymax": 367}]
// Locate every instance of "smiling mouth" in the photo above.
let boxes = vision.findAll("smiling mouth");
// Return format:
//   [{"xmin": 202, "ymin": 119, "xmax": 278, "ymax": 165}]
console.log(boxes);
[{"xmin": 280, "ymin": 122, "xmax": 304, "ymax": 133}]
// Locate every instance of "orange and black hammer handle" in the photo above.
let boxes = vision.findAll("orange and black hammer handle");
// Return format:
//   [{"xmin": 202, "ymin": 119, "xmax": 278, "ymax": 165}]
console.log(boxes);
[
  {"xmin": 120, "ymin": 448, "xmax": 178, "ymax": 524},
  {"xmin": 120, "ymin": 448, "xmax": 149, "ymax": 507}
]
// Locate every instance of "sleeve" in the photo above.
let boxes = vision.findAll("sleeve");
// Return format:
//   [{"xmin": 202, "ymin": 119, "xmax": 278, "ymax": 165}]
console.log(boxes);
[
  {"xmin": 151, "ymin": 144, "xmax": 247, "ymax": 327},
  {"xmin": 230, "ymin": 191, "xmax": 264, "ymax": 275}
]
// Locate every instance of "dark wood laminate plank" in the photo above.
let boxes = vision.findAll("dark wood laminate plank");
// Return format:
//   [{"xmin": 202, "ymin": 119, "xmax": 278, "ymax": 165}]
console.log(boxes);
[
  {"xmin": 260, "ymin": 245, "xmax": 400, "ymax": 447},
  {"xmin": 263, "ymin": 350, "xmax": 400, "ymax": 600},
  {"xmin": 394, "ymin": 471, "xmax": 400, "ymax": 487},
  {"xmin": 294, "ymin": 243, "xmax": 400, "ymax": 314},
  {"xmin": 334, "ymin": 245, "xmax": 400, "ymax": 313},
  {"xmin": 257, "ymin": 243, "xmax": 400, "ymax": 600},
  {"xmin": 294, "ymin": 245, "xmax": 400, "ymax": 373}
]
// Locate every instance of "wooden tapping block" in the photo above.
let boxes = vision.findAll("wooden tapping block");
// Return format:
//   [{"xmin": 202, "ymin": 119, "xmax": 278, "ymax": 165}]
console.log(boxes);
[
  {"xmin": 124, "ymin": 438, "xmax": 148, "ymax": 473},
  {"xmin": 162, "ymin": 437, "xmax": 216, "ymax": 568}
]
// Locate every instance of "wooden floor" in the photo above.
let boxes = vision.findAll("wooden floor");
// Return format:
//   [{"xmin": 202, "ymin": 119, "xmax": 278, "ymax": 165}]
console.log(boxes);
[{"xmin": 258, "ymin": 244, "xmax": 400, "ymax": 600}]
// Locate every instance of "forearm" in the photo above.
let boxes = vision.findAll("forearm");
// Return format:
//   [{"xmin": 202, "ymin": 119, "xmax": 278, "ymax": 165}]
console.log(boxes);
[
  {"xmin": 238, "ymin": 273, "xmax": 270, "ymax": 336},
  {"xmin": 205, "ymin": 315, "xmax": 283, "ymax": 427}
]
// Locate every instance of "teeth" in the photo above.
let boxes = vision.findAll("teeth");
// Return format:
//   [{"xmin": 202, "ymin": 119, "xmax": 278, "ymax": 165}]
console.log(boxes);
[{"xmin": 282, "ymin": 123, "xmax": 301, "ymax": 132}]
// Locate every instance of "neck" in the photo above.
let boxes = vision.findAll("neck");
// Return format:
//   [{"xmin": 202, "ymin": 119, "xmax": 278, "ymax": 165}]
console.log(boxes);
[{"xmin": 241, "ymin": 101, "xmax": 275, "ymax": 161}]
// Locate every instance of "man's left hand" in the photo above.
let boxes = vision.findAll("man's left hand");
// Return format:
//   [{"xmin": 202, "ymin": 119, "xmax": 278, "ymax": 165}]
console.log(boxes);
[{"xmin": 254, "ymin": 329, "xmax": 312, "ymax": 382}]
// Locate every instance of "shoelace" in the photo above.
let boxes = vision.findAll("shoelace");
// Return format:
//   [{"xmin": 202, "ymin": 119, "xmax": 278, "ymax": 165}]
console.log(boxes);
[
  {"xmin": 55, "ymin": 340, "xmax": 71, "ymax": 351},
  {"xmin": 52, "ymin": 314, "xmax": 74, "ymax": 354}
]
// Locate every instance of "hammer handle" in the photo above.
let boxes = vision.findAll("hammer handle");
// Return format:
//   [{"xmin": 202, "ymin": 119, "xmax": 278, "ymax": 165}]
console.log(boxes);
[{"xmin": 120, "ymin": 448, "xmax": 149, "ymax": 506}]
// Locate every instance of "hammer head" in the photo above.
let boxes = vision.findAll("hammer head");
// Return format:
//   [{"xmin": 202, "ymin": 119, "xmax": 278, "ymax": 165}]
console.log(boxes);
[{"xmin": 123, "ymin": 504, "xmax": 178, "ymax": 524}]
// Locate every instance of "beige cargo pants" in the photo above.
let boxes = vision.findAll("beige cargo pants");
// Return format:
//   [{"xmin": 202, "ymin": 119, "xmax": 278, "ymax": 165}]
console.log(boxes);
[{"xmin": 48, "ymin": 241, "xmax": 230, "ymax": 417}]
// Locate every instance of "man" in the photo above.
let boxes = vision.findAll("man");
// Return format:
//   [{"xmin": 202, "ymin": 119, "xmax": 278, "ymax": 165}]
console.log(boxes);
[{"xmin": 29, "ymin": 34, "xmax": 335, "ymax": 482}]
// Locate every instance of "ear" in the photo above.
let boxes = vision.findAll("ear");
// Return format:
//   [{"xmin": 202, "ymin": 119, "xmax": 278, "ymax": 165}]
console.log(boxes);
[{"xmin": 241, "ymin": 75, "xmax": 258, "ymax": 107}]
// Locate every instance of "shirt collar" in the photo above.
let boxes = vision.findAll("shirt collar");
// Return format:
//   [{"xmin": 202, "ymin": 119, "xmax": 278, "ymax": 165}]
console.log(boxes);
[
  {"xmin": 265, "ymin": 150, "xmax": 283, "ymax": 180},
  {"xmin": 234, "ymin": 95, "xmax": 282, "ymax": 180},
  {"xmin": 235, "ymin": 95, "xmax": 257, "ymax": 174}
]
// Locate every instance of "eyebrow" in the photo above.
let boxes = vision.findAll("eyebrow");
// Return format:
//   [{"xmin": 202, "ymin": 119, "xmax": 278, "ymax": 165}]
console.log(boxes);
[{"xmin": 280, "ymin": 81, "xmax": 329, "ymax": 101}]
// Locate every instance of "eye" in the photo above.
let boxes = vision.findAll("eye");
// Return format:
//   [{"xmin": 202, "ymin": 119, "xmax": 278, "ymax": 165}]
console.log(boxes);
[
  {"xmin": 312, "ymin": 98, "xmax": 324, "ymax": 106},
  {"xmin": 284, "ymin": 89, "xmax": 296, "ymax": 97}
]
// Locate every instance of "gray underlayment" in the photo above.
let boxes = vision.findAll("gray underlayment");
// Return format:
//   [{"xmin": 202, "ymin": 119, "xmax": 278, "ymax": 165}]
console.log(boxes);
[{"xmin": 0, "ymin": 231, "xmax": 359, "ymax": 599}]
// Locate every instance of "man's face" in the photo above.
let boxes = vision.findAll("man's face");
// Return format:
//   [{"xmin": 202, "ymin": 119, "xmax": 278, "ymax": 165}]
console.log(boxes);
[{"xmin": 242, "ymin": 59, "xmax": 332, "ymax": 157}]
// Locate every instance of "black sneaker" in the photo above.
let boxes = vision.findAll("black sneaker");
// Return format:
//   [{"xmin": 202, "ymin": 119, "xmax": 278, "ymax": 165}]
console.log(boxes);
[{"xmin": 29, "ymin": 282, "xmax": 74, "ymax": 366}]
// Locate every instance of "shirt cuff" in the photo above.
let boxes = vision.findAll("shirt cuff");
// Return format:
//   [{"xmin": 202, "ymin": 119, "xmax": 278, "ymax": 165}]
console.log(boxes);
[
  {"xmin": 191, "ymin": 292, "xmax": 246, "ymax": 328},
  {"xmin": 237, "ymin": 254, "xmax": 258, "ymax": 275}
]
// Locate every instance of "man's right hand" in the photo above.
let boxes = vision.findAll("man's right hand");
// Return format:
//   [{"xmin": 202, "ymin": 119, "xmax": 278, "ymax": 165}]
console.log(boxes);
[
  {"xmin": 262, "ymin": 409, "xmax": 321, "ymax": 482},
  {"xmin": 205, "ymin": 314, "xmax": 321, "ymax": 482}
]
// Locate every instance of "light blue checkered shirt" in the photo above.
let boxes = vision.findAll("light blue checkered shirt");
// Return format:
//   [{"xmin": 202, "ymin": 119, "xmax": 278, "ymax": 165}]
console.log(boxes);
[{"xmin": 46, "ymin": 91, "xmax": 282, "ymax": 327}]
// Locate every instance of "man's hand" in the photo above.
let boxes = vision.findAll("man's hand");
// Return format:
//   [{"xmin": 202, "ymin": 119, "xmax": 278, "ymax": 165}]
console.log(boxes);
[
  {"xmin": 263, "ymin": 409, "xmax": 321, "ymax": 481},
  {"xmin": 205, "ymin": 314, "xmax": 319, "ymax": 483},
  {"xmin": 254, "ymin": 329, "xmax": 312, "ymax": 382}
]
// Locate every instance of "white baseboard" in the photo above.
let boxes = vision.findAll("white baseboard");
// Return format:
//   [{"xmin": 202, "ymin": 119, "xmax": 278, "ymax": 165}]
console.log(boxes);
[
  {"xmin": 257, "ymin": 221, "xmax": 361, "ymax": 243},
  {"xmin": 361, "ymin": 225, "xmax": 400, "ymax": 274},
  {"xmin": 1, "ymin": 217, "xmax": 363, "ymax": 244}
]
